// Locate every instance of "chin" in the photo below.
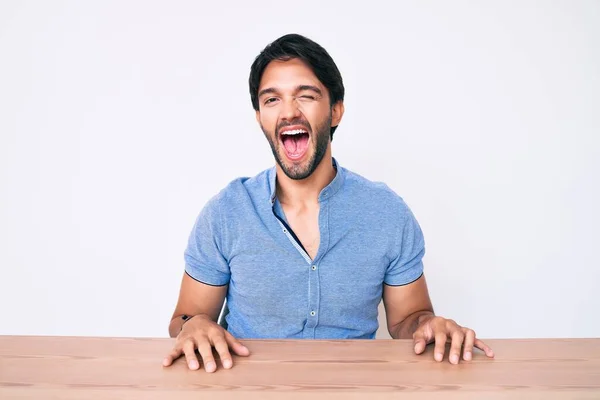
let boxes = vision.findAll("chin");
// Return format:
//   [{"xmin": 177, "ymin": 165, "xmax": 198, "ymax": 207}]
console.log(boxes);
[{"xmin": 280, "ymin": 160, "xmax": 313, "ymax": 180}]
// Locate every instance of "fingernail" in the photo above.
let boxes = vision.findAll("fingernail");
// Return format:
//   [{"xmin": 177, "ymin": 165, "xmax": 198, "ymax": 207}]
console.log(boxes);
[
  {"xmin": 162, "ymin": 358, "xmax": 169, "ymax": 366},
  {"xmin": 465, "ymin": 351, "xmax": 472, "ymax": 360},
  {"xmin": 206, "ymin": 361, "xmax": 216, "ymax": 372},
  {"xmin": 223, "ymin": 359, "xmax": 232, "ymax": 369},
  {"xmin": 188, "ymin": 360, "xmax": 198, "ymax": 370},
  {"xmin": 450, "ymin": 355, "xmax": 458, "ymax": 364},
  {"xmin": 435, "ymin": 353, "xmax": 443, "ymax": 362}
]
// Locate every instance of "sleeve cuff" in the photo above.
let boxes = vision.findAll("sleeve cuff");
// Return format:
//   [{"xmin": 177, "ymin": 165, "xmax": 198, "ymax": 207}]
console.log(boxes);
[
  {"xmin": 383, "ymin": 262, "xmax": 424, "ymax": 286},
  {"xmin": 185, "ymin": 264, "xmax": 230, "ymax": 286}
]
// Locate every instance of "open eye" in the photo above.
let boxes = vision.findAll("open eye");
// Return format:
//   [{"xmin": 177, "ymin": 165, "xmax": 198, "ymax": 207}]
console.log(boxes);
[
  {"xmin": 300, "ymin": 95, "xmax": 315, "ymax": 100},
  {"xmin": 264, "ymin": 97, "xmax": 278, "ymax": 105}
]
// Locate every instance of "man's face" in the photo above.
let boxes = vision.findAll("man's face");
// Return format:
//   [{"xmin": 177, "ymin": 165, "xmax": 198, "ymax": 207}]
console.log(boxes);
[{"xmin": 256, "ymin": 58, "xmax": 341, "ymax": 180}]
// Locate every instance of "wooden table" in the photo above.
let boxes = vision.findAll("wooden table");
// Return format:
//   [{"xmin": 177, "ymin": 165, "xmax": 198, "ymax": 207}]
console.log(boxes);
[{"xmin": 1, "ymin": 336, "xmax": 599, "ymax": 399}]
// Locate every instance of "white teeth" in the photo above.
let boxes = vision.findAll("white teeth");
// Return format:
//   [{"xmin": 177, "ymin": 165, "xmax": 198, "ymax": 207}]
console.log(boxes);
[{"xmin": 281, "ymin": 129, "xmax": 307, "ymax": 136}]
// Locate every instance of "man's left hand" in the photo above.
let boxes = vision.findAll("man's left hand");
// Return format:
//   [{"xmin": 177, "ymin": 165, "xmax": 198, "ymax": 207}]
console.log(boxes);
[{"xmin": 413, "ymin": 316, "xmax": 495, "ymax": 364}]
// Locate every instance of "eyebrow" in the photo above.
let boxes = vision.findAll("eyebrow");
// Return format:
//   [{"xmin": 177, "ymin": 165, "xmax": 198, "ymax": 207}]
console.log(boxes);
[
  {"xmin": 297, "ymin": 85, "xmax": 323, "ymax": 96},
  {"xmin": 258, "ymin": 85, "xmax": 323, "ymax": 99}
]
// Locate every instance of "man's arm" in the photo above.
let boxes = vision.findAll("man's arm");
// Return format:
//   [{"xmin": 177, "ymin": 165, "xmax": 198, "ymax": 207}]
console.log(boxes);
[
  {"xmin": 163, "ymin": 272, "xmax": 249, "ymax": 372},
  {"xmin": 382, "ymin": 273, "xmax": 494, "ymax": 364},
  {"xmin": 382, "ymin": 274, "xmax": 434, "ymax": 339},
  {"xmin": 168, "ymin": 272, "xmax": 227, "ymax": 338}
]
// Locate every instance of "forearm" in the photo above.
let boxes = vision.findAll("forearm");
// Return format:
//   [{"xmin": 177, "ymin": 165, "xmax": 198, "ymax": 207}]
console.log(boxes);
[{"xmin": 390, "ymin": 310, "xmax": 434, "ymax": 339}]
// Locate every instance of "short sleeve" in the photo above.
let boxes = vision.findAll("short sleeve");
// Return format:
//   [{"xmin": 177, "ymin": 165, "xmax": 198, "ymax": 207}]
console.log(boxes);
[
  {"xmin": 384, "ymin": 205, "xmax": 425, "ymax": 286},
  {"xmin": 184, "ymin": 198, "xmax": 231, "ymax": 286}
]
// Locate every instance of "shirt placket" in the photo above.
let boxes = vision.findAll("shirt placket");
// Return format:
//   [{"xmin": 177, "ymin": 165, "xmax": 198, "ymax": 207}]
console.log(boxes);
[{"xmin": 272, "ymin": 200, "xmax": 325, "ymax": 339}]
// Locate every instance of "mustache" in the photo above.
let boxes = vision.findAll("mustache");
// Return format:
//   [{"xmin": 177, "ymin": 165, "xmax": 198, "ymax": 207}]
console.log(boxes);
[{"xmin": 277, "ymin": 119, "xmax": 311, "ymax": 133}]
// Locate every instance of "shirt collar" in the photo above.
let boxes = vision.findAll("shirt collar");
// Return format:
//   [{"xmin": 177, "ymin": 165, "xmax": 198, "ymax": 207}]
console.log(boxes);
[{"xmin": 268, "ymin": 157, "xmax": 345, "ymax": 205}]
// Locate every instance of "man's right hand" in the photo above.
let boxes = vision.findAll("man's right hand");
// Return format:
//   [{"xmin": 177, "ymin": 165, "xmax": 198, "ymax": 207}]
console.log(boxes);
[{"xmin": 162, "ymin": 314, "xmax": 250, "ymax": 372}]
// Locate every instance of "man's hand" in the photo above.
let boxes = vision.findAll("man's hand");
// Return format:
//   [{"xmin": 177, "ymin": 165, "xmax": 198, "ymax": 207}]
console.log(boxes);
[
  {"xmin": 162, "ymin": 314, "xmax": 250, "ymax": 372},
  {"xmin": 413, "ymin": 316, "xmax": 494, "ymax": 364}
]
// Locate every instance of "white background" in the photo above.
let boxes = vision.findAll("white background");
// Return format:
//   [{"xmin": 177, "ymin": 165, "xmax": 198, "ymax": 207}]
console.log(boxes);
[{"xmin": 1, "ymin": 1, "xmax": 598, "ymax": 339}]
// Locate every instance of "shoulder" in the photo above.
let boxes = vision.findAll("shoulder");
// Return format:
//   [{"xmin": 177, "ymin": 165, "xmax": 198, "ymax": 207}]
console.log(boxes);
[
  {"xmin": 342, "ymin": 168, "xmax": 414, "ymax": 218},
  {"xmin": 202, "ymin": 167, "xmax": 271, "ymax": 215}
]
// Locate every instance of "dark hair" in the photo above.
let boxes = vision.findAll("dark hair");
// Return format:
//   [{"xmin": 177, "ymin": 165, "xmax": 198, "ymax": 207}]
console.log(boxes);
[{"xmin": 249, "ymin": 33, "xmax": 345, "ymax": 140}]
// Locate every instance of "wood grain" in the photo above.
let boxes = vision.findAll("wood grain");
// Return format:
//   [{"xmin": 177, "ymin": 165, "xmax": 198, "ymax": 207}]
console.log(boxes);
[{"xmin": 1, "ymin": 336, "xmax": 599, "ymax": 399}]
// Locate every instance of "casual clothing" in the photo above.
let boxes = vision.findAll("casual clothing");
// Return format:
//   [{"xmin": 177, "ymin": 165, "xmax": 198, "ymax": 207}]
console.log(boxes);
[{"xmin": 184, "ymin": 158, "xmax": 425, "ymax": 339}]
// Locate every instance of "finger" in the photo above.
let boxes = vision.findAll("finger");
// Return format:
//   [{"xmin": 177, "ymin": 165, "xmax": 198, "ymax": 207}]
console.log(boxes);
[
  {"xmin": 162, "ymin": 346, "xmax": 183, "ymax": 367},
  {"xmin": 462, "ymin": 329, "xmax": 475, "ymax": 361},
  {"xmin": 412, "ymin": 331, "xmax": 428, "ymax": 355},
  {"xmin": 224, "ymin": 330, "xmax": 250, "ymax": 356},
  {"xmin": 433, "ymin": 333, "xmax": 447, "ymax": 362},
  {"xmin": 449, "ymin": 331, "xmax": 465, "ymax": 365},
  {"xmin": 211, "ymin": 335, "xmax": 234, "ymax": 369},
  {"xmin": 182, "ymin": 340, "xmax": 200, "ymax": 370},
  {"xmin": 197, "ymin": 339, "xmax": 217, "ymax": 373},
  {"xmin": 474, "ymin": 338, "xmax": 495, "ymax": 358}
]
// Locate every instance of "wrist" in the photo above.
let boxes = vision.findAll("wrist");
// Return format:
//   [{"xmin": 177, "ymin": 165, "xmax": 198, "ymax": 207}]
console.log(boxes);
[
  {"xmin": 391, "ymin": 311, "xmax": 435, "ymax": 339},
  {"xmin": 407, "ymin": 311, "xmax": 434, "ymax": 338},
  {"xmin": 180, "ymin": 313, "xmax": 211, "ymax": 332},
  {"xmin": 416, "ymin": 311, "xmax": 435, "ymax": 326},
  {"xmin": 169, "ymin": 314, "xmax": 201, "ymax": 337}
]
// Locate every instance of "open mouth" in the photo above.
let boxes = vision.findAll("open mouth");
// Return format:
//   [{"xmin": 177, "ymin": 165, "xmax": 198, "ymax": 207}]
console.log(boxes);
[{"xmin": 280, "ymin": 127, "xmax": 310, "ymax": 160}]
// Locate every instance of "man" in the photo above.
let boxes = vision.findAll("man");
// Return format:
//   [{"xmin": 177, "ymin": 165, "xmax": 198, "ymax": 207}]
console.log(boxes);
[{"xmin": 163, "ymin": 34, "xmax": 494, "ymax": 373}]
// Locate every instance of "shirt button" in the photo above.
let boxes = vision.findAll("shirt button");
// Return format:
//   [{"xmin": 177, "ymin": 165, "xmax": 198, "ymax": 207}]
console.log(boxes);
[
  {"xmin": 310, "ymin": 311, "xmax": 316, "ymax": 316},
  {"xmin": 311, "ymin": 265, "xmax": 317, "ymax": 270},
  {"xmin": 283, "ymin": 229, "xmax": 287, "ymax": 233}
]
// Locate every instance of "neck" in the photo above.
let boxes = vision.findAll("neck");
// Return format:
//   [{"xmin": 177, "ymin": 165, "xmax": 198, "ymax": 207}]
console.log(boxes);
[{"xmin": 276, "ymin": 148, "xmax": 336, "ymax": 208}]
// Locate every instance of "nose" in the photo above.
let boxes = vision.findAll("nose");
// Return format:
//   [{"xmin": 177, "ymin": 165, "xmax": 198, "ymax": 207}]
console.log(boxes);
[{"xmin": 280, "ymin": 97, "xmax": 301, "ymax": 121}]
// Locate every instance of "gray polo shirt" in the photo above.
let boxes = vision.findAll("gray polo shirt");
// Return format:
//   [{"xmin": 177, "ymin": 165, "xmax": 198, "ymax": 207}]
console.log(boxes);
[{"xmin": 184, "ymin": 158, "xmax": 425, "ymax": 339}]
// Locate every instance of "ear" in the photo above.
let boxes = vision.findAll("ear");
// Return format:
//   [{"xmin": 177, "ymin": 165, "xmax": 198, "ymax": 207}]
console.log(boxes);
[
  {"xmin": 331, "ymin": 101, "xmax": 345, "ymax": 128},
  {"xmin": 255, "ymin": 110, "xmax": 261, "ymax": 124}
]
